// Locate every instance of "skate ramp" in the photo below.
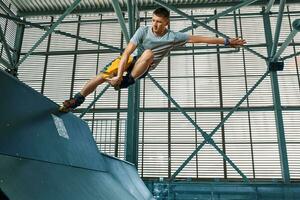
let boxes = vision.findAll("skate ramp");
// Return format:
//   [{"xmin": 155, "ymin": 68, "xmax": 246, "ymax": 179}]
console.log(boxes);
[{"xmin": 0, "ymin": 69, "xmax": 153, "ymax": 200}]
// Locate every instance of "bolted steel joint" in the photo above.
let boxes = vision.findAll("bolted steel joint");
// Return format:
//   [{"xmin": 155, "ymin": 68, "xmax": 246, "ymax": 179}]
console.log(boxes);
[
  {"xmin": 203, "ymin": 133, "xmax": 214, "ymax": 144},
  {"xmin": 268, "ymin": 60, "xmax": 284, "ymax": 71}
]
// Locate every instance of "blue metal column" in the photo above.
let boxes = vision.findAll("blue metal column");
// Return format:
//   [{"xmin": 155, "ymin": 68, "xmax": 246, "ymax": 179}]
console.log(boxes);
[
  {"xmin": 111, "ymin": 0, "xmax": 130, "ymax": 42},
  {"xmin": 0, "ymin": 25, "xmax": 14, "ymax": 66},
  {"xmin": 262, "ymin": 7, "xmax": 290, "ymax": 183},
  {"xmin": 12, "ymin": 21, "xmax": 25, "ymax": 68},
  {"xmin": 126, "ymin": 0, "xmax": 140, "ymax": 167},
  {"xmin": 111, "ymin": 0, "xmax": 140, "ymax": 166}
]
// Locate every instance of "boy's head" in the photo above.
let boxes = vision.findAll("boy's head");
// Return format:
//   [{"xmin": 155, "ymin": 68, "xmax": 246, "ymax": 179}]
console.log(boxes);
[
  {"xmin": 153, "ymin": 7, "xmax": 170, "ymax": 19},
  {"xmin": 152, "ymin": 7, "xmax": 170, "ymax": 35}
]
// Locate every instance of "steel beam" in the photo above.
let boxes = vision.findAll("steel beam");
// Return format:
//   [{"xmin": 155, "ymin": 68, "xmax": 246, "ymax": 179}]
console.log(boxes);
[
  {"xmin": 168, "ymin": 70, "xmax": 269, "ymax": 181},
  {"xmin": 16, "ymin": 43, "xmax": 300, "ymax": 56},
  {"xmin": 111, "ymin": 0, "xmax": 130, "ymax": 43},
  {"xmin": 273, "ymin": 19, "xmax": 300, "ymax": 61},
  {"xmin": 265, "ymin": 0, "xmax": 276, "ymax": 13},
  {"xmin": 270, "ymin": 71, "xmax": 290, "ymax": 183},
  {"xmin": 153, "ymin": 0, "xmax": 267, "ymax": 61},
  {"xmin": 127, "ymin": 0, "xmax": 134, "ymax": 36},
  {"xmin": 283, "ymin": 51, "xmax": 300, "ymax": 60},
  {"xmin": 0, "ymin": 56, "xmax": 10, "ymax": 68},
  {"xmin": 263, "ymin": 9, "xmax": 290, "ymax": 183},
  {"xmin": 182, "ymin": 0, "xmax": 259, "ymax": 32},
  {"xmin": 73, "ymin": 105, "xmax": 300, "ymax": 114},
  {"xmin": 148, "ymin": 74, "xmax": 249, "ymax": 182},
  {"xmin": 170, "ymin": 49, "xmax": 239, "ymax": 56},
  {"xmin": 270, "ymin": 0, "xmax": 286, "ymax": 59},
  {"xmin": 0, "ymin": 13, "xmax": 121, "ymax": 53},
  {"xmin": 125, "ymin": 0, "xmax": 140, "ymax": 167},
  {"xmin": 0, "ymin": 0, "xmax": 16, "ymax": 17},
  {"xmin": 13, "ymin": 21, "xmax": 25, "ymax": 68},
  {"xmin": 79, "ymin": 84, "xmax": 110, "ymax": 118},
  {"xmin": 0, "ymin": 25, "xmax": 14, "ymax": 67},
  {"xmin": 15, "ymin": 0, "xmax": 82, "ymax": 68}
]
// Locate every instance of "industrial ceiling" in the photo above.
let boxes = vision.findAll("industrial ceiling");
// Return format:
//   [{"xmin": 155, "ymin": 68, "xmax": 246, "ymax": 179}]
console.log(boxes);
[{"xmin": 10, "ymin": 0, "xmax": 299, "ymax": 17}]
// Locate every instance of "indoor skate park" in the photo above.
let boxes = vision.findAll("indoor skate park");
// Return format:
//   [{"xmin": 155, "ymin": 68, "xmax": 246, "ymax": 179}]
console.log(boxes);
[{"xmin": 1, "ymin": 0, "xmax": 300, "ymax": 199}]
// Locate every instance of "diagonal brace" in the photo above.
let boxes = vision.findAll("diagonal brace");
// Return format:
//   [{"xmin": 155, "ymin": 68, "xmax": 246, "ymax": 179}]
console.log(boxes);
[
  {"xmin": 181, "ymin": 0, "xmax": 259, "ymax": 33},
  {"xmin": 273, "ymin": 19, "xmax": 300, "ymax": 61},
  {"xmin": 80, "ymin": 84, "xmax": 110, "ymax": 118},
  {"xmin": 111, "ymin": 0, "xmax": 130, "ymax": 43},
  {"xmin": 15, "ymin": 0, "xmax": 82, "ymax": 68},
  {"xmin": 148, "ymin": 74, "xmax": 249, "ymax": 182},
  {"xmin": 153, "ymin": 0, "xmax": 267, "ymax": 61},
  {"xmin": 265, "ymin": 0, "xmax": 276, "ymax": 13},
  {"xmin": 270, "ymin": 0, "xmax": 286, "ymax": 58},
  {"xmin": 0, "ymin": 13, "xmax": 121, "ymax": 53},
  {"xmin": 170, "ymin": 70, "xmax": 270, "ymax": 181},
  {"xmin": 0, "ymin": 24, "xmax": 14, "ymax": 67},
  {"xmin": 0, "ymin": 0, "xmax": 16, "ymax": 17}
]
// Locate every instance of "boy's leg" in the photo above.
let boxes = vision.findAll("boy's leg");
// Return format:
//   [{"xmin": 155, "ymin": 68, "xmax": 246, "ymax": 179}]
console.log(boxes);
[
  {"xmin": 60, "ymin": 56, "xmax": 134, "ymax": 111},
  {"xmin": 131, "ymin": 49, "xmax": 154, "ymax": 79},
  {"xmin": 115, "ymin": 49, "xmax": 154, "ymax": 89},
  {"xmin": 80, "ymin": 73, "xmax": 106, "ymax": 97}
]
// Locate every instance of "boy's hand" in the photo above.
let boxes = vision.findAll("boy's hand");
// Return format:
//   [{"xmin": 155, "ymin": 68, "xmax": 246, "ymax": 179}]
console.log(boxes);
[
  {"xmin": 107, "ymin": 76, "xmax": 123, "ymax": 86},
  {"xmin": 229, "ymin": 38, "xmax": 247, "ymax": 48}
]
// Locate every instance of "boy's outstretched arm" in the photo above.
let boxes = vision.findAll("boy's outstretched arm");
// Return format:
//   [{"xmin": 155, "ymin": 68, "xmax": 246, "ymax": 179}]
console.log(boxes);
[{"xmin": 187, "ymin": 35, "xmax": 246, "ymax": 47}]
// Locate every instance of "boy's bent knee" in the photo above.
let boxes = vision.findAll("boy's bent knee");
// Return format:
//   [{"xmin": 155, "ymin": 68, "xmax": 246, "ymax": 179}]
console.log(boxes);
[{"xmin": 142, "ymin": 49, "xmax": 154, "ymax": 61}]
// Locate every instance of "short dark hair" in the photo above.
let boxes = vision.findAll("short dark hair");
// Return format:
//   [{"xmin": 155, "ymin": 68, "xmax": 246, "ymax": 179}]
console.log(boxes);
[{"xmin": 153, "ymin": 7, "xmax": 170, "ymax": 19}]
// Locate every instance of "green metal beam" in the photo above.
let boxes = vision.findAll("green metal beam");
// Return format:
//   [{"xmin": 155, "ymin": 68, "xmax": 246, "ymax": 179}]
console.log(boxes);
[
  {"xmin": 15, "ymin": 0, "xmax": 82, "ymax": 68},
  {"xmin": 0, "ymin": 25, "xmax": 14, "ymax": 67},
  {"xmin": 262, "ymin": 9, "xmax": 290, "ymax": 183},
  {"xmin": 283, "ymin": 50, "xmax": 300, "ymax": 60},
  {"xmin": 274, "ymin": 19, "xmax": 300, "ymax": 61},
  {"xmin": 12, "ymin": 21, "xmax": 25, "ymax": 68},
  {"xmin": 111, "ymin": 0, "xmax": 130, "ymax": 43},
  {"xmin": 270, "ymin": 71, "xmax": 290, "ymax": 183},
  {"xmin": 20, "ymin": 49, "xmax": 120, "ymax": 56},
  {"xmin": 270, "ymin": 0, "xmax": 286, "ymax": 59},
  {"xmin": 265, "ymin": 0, "xmax": 276, "ymax": 13},
  {"xmin": 153, "ymin": 0, "xmax": 267, "ymax": 61},
  {"xmin": 181, "ymin": 0, "xmax": 259, "ymax": 33},
  {"xmin": 170, "ymin": 48, "xmax": 239, "ymax": 56},
  {"xmin": 0, "ymin": 13, "xmax": 122, "ymax": 53},
  {"xmin": 0, "ymin": 56, "xmax": 10, "ymax": 68},
  {"xmin": 127, "ymin": 0, "xmax": 134, "ymax": 36},
  {"xmin": 168, "ymin": 70, "xmax": 269, "ymax": 181},
  {"xmin": 125, "ymin": 0, "xmax": 140, "ymax": 168},
  {"xmin": 79, "ymin": 84, "xmax": 110, "ymax": 118},
  {"xmin": 73, "ymin": 105, "xmax": 300, "ymax": 114},
  {"xmin": 148, "ymin": 74, "xmax": 249, "ymax": 182},
  {"xmin": 17, "ymin": 42, "xmax": 300, "ymax": 56},
  {"xmin": 0, "ymin": 0, "xmax": 16, "ymax": 17}
]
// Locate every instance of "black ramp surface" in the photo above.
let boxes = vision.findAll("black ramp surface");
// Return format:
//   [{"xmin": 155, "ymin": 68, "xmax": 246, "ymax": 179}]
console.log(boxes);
[
  {"xmin": 0, "ymin": 154, "xmax": 138, "ymax": 200},
  {"xmin": 0, "ymin": 69, "xmax": 154, "ymax": 200},
  {"xmin": 0, "ymin": 69, "xmax": 106, "ymax": 171},
  {"xmin": 104, "ymin": 154, "xmax": 154, "ymax": 200}
]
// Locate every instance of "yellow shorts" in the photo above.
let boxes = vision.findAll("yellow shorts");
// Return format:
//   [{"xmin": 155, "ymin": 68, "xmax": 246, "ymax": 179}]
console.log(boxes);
[{"xmin": 100, "ymin": 56, "xmax": 135, "ymax": 79}]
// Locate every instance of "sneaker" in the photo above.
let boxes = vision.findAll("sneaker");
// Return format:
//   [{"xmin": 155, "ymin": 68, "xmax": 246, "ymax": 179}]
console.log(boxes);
[{"xmin": 59, "ymin": 93, "xmax": 85, "ymax": 112}]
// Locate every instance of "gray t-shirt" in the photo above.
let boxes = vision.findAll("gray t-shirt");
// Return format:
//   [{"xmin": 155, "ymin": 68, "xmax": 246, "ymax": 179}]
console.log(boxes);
[{"xmin": 130, "ymin": 26, "xmax": 189, "ymax": 70}]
